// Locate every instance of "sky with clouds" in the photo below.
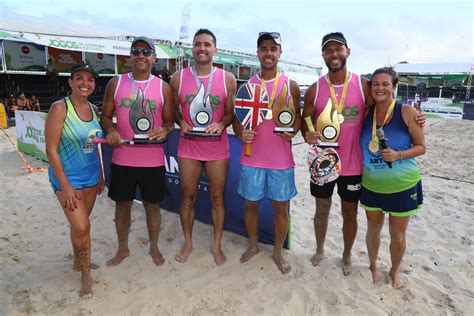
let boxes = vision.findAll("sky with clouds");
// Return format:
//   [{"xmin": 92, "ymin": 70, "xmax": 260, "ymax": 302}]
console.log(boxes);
[{"xmin": 1, "ymin": 0, "xmax": 472, "ymax": 74}]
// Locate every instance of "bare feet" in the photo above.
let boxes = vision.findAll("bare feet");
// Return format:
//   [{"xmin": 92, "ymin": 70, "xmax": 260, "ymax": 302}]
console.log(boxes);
[
  {"xmin": 79, "ymin": 273, "xmax": 93, "ymax": 298},
  {"xmin": 212, "ymin": 249, "xmax": 227, "ymax": 266},
  {"xmin": 342, "ymin": 254, "xmax": 352, "ymax": 276},
  {"xmin": 174, "ymin": 246, "xmax": 193, "ymax": 263},
  {"xmin": 272, "ymin": 254, "xmax": 291, "ymax": 274},
  {"xmin": 106, "ymin": 249, "xmax": 130, "ymax": 267},
  {"xmin": 240, "ymin": 246, "xmax": 259, "ymax": 263},
  {"xmin": 150, "ymin": 250, "xmax": 165, "ymax": 266},
  {"xmin": 389, "ymin": 268, "xmax": 403, "ymax": 289},
  {"xmin": 310, "ymin": 251, "xmax": 325, "ymax": 266},
  {"xmin": 74, "ymin": 262, "xmax": 99, "ymax": 272},
  {"xmin": 370, "ymin": 264, "xmax": 380, "ymax": 283}
]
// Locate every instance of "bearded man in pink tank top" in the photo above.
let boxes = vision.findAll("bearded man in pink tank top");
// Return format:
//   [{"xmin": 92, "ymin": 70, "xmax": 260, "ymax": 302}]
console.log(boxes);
[
  {"xmin": 100, "ymin": 36, "xmax": 174, "ymax": 267},
  {"xmin": 171, "ymin": 29, "xmax": 237, "ymax": 266},
  {"xmin": 233, "ymin": 32, "xmax": 301, "ymax": 274},
  {"xmin": 301, "ymin": 32, "xmax": 425, "ymax": 276}
]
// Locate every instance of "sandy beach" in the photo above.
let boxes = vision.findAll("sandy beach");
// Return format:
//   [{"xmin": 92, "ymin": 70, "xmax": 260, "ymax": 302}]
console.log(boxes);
[{"xmin": 1, "ymin": 118, "xmax": 473, "ymax": 315}]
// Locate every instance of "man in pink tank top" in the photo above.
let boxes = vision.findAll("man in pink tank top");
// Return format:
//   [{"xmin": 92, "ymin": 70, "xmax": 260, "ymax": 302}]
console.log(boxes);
[
  {"xmin": 100, "ymin": 36, "xmax": 174, "ymax": 267},
  {"xmin": 171, "ymin": 29, "xmax": 237, "ymax": 266},
  {"xmin": 301, "ymin": 32, "xmax": 370, "ymax": 276},
  {"xmin": 233, "ymin": 32, "xmax": 301, "ymax": 274}
]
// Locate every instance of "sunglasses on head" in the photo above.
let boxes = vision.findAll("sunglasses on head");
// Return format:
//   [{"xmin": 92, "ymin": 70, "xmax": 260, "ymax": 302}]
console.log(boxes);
[
  {"xmin": 130, "ymin": 47, "xmax": 154, "ymax": 57},
  {"xmin": 259, "ymin": 32, "xmax": 281, "ymax": 40}
]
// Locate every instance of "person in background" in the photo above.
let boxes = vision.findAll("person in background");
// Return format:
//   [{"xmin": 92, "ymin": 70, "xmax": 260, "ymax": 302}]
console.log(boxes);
[
  {"xmin": 6, "ymin": 94, "xmax": 17, "ymax": 117},
  {"xmin": 16, "ymin": 92, "xmax": 30, "ymax": 111},
  {"xmin": 360, "ymin": 67, "xmax": 425, "ymax": 289},
  {"xmin": 30, "ymin": 94, "xmax": 41, "ymax": 112},
  {"xmin": 45, "ymin": 63, "xmax": 104, "ymax": 298}
]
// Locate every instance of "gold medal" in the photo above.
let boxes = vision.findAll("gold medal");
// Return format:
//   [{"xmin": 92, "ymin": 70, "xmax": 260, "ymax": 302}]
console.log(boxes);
[
  {"xmin": 338, "ymin": 113, "xmax": 344, "ymax": 124},
  {"xmin": 369, "ymin": 139, "xmax": 379, "ymax": 154},
  {"xmin": 265, "ymin": 109, "xmax": 273, "ymax": 120}
]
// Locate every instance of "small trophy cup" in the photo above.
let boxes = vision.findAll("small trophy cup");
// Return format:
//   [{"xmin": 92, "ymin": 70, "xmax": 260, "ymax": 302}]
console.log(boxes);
[
  {"xmin": 272, "ymin": 82, "xmax": 295, "ymax": 133},
  {"xmin": 315, "ymin": 98, "xmax": 341, "ymax": 148},
  {"xmin": 184, "ymin": 83, "xmax": 220, "ymax": 138}
]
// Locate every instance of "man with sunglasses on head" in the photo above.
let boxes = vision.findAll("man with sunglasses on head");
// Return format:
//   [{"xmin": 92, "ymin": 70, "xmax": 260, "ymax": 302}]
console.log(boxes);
[
  {"xmin": 301, "ymin": 32, "xmax": 425, "ymax": 276},
  {"xmin": 232, "ymin": 32, "xmax": 301, "ymax": 274},
  {"xmin": 170, "ymin": 29, "xmax": 236, "ymax": 266},
  {"xmin": 100, "ymin": 36, "xmax": 174, "ymax": 267}
]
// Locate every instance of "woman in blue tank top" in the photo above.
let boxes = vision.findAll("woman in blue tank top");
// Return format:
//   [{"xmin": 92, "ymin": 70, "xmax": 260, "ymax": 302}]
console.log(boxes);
[
  {"xmin": 360, "ymin": 67, "xmax": 425, "ymax": 289},
  {"xmin": 45, "ymin": 63, "xmax": 103, "ymax": 298}
]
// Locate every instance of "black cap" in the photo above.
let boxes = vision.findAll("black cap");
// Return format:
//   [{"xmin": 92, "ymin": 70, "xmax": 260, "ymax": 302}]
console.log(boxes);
[
  {"xmin": 70, "ymin": 62, "xmax": 98, "ymax": 78},
  {"xmin": 321, "ymin": 32, "xmax": 347, "ymax": 50},
  {"xmin": 131, "ymin": 36, "xmax": 155, "ymax": 52},
  {"xmin": 257, "ymin": 32, "xmax": 281, "ymax": 47}
]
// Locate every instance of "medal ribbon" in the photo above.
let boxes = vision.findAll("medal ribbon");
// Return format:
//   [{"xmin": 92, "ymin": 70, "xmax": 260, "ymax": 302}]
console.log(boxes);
[
  {"xmin": 327, "ymin": 71, "xmax": 349, "ymax": 115},
  {"xmin": 191, "ymin": 66, "xmax": 216, "ymax": 100},
  {"xmin": 371, "ymin": 100, "xmax": 396, "ymax": 142},
  {"xmin": 129, "ymin": 73, "xmax": 153, "ymax": 99},
  {"xmin": 260, "ymin": 72, "xmax": 281, "ymax": 108}
]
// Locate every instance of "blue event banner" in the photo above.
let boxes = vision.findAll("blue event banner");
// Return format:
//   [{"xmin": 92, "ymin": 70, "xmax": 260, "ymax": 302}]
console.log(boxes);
[{"xmin": 101, "ymin": 129, "xmax": 290, "ymax": 249}]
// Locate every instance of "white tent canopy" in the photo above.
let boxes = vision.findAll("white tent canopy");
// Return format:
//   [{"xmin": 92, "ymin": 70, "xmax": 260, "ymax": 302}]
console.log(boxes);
[
  {"xmin": 394, "ymin": 63, "xmax": 473, "ymax": 74},
  {"xmin": 284, "ymin": 71, "xmax": 319, "ymax": 86}
]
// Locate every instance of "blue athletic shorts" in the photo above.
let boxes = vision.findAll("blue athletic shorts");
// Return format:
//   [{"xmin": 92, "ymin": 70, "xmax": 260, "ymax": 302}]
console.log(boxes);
[
  {"xmin": 48, "ymin": 166, "xmax": 100, "ymax": 192},
  {"xmin": 360, "ymin": 180, "xmax": 423, "ymax": 217},
  {"xmin": 237, "ymin": 165, "xmax": 297, "ymax": 202}
]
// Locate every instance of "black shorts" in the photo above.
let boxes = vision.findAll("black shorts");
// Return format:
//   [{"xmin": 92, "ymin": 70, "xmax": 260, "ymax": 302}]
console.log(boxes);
[
  {"xmin": 108, "ymin": 163, "xmax": 166, "ymax": 204},
  {"xmin": 310, "ymin": 175, "xmax": 362, "ymax": 203}
]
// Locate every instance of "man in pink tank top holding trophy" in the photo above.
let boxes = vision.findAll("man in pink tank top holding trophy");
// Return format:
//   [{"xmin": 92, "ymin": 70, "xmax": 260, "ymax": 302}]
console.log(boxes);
[
  {"xmin": 233, "ymin": 32, "xmax": 301, "ymax": 274},
  {"xmin": 100, "ymin": 36, "xmax": 174, "ymax": 267},
  {"xmin": 171, "ymin": 29, "xmax": 237, "ymax": 266}
]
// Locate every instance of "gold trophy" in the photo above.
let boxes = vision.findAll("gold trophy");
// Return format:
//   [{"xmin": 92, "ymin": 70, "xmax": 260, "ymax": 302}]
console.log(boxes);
[
  {"xmin": 272, "ymin": 82, "xmax": 296, "ymax": 133},
  {"xmin": 316, "ymin": 98, "xmax": 340, "ymax": 147}
]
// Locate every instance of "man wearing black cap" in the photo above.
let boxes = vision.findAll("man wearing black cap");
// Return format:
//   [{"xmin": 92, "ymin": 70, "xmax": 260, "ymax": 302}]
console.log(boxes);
[
  {"xmin": 233, "ymin": 32, "xmax": 301, "ymax": 274},
  {"xmin": 301, "ymin": 32, "xmax": 370, "ymax": 276},
  {"xmin": 100, "ymin": 36, "xmax": 174, "ymax": 267}
]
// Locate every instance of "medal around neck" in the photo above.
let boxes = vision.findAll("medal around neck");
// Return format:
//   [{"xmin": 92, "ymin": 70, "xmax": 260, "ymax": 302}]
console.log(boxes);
[
  {"xmin": 184, "ymin": 83, "xmax": 220, "ymax": 138},
  {"xmin": 128, "ymin": 88, "xmax": 163, "ymax": 144},
  {"xmin": 316, "ymin": 98, "xmax": 340, "ymax": 148},
  {"xmin": 272, "ymin": 82, "xmax": 295, "ymax": 134}
]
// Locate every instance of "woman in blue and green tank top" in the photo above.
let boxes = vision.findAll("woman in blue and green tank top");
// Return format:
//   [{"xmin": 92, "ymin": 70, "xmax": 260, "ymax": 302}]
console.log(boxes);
[
  {"xmin": 360, "ymin": 67, "xmax": 426, "ymax": 289},
  {"xmin": 45, "ymin": 63, "xmax": 103, "ymax": 298}
]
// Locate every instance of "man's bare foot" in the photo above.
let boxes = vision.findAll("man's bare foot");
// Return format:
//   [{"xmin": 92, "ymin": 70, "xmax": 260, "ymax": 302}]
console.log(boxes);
[
  {"xmin": 79, "ymin": 273, "xmax": 93, "ymax": 298},
  {"xmin": 342, "ymin": 254, "xmax": 352, "ymax": 276},
  {"xmin": 151, "ymin": 250, "xmax": 165, "ymax": 266},
  {"xmin": 240, "ymin": 246, "xmax": 259, "ymax": 263},
  {"xmin": 174, "ymin": 246, "xmax": 193, "ymax": 263},
  {"xmin": 74, "ymin": 262, "xmax": 99, "ymax": 272},
  {"xmin": 212, "ymin": 250, "xmax": 227, "ymax": 266},
  {"xmin": 310, "ymin": 252, "xmax": 325, "ymax": 266},
  {"xmin": 389, "ymin": 268, "xmax": 403, "ymax": 289},
  {"xmin": 106, "ymin": 249, "xmax": 130, "ymax": 267},
  {"xmin": 272, "ymin": 254, "xmax": 291, "ymax": 274},
  {"xmin": 370, "ymin": 264, "xmax": 380, "ymax": 283}
]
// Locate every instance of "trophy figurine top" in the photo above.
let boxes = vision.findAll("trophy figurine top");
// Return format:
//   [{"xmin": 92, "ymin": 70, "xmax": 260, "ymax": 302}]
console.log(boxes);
[
  {"xmin": 272, "ymin": 82, "xmax": 296, "ymax": 133},
  {"xmin": 129, "ymin": 88, "xmax": 155, "ymax": 140},
  {"xmin": 184, "ymin": 82, "xmax": 220, "ymax": 138},
  {"xmin": 315, "ymin": 98, "xmax": 341, "ymax": 148}
]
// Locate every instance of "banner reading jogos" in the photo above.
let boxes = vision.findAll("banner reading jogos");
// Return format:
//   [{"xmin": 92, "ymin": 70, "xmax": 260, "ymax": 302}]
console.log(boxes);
[
  {"xmin": 3, "ymin": 40, "xmax": 46, "ymax": 72},
  {"xmin": 48, "ymin": 47, "xmax": 82, "ymax": 73},
  {"xmin": 85, "ymin": 52, "xmax": 115, "ymax": 75}
]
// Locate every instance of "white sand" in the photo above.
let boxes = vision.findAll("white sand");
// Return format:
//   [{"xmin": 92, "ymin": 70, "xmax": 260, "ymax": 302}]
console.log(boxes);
[{"xmin": 1, "ymin": 119, "xmax": 473, "ymax": 315}]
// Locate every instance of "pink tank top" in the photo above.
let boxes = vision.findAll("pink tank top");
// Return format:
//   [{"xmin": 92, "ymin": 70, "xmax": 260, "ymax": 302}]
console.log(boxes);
[
  {"xmin": 314, "ymin": 72, "xmax": 365, "ymax": 176},
  {"xmin": 112, "ymin": 73, "xmax": 165, "ymax": 167},
  {"xmin": 240, "ymin": 74, "xmax": 294, "ymax": 169},
  {"xmin": 177, "ymin": 67, "xmax": 229, "ymax": 161}
]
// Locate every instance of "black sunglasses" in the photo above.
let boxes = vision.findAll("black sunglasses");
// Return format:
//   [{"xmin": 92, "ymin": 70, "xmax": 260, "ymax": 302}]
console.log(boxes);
[
  {"xmin": 131, "ymin": 47, "xmax": 154, "ymax": 57},
  {"xmin": 258, "ymin": 32, "xmax": 281, "ymax": 39}
]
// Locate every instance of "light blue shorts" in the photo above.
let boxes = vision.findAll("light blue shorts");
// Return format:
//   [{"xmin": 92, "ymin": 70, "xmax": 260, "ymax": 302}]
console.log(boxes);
[{"xmin": 238, "ymin": 165, "xmax": 297, "ymax": 202}]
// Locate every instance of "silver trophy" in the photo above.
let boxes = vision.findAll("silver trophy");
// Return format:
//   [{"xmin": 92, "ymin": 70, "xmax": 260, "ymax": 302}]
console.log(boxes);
[
  {"xmin": 184, "ymin": 83, "xmax": 220, "ymax": 138},
  {"xmin": 128, "ymin": 88, "xmax": 163, "ymax": 144}
]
